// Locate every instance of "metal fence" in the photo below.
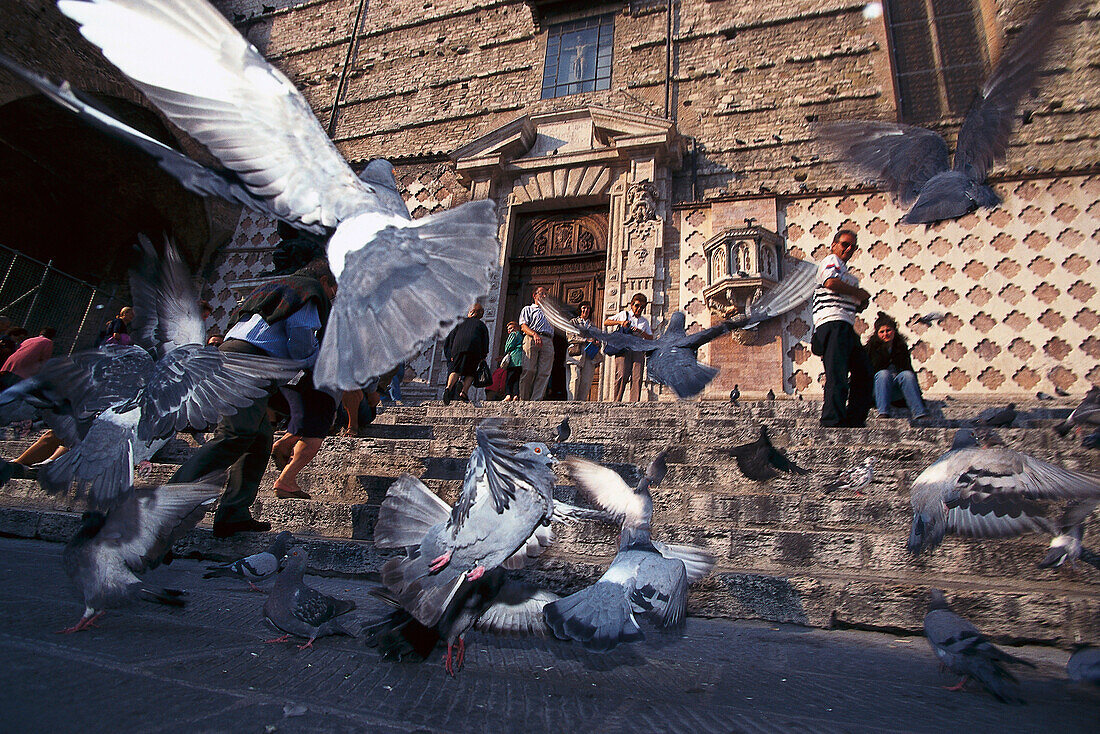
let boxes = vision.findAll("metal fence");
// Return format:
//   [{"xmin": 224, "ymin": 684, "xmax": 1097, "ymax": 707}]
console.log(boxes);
[{"xmin": 0, "ymin": 244, "xmax": 126, "ymax": 356}]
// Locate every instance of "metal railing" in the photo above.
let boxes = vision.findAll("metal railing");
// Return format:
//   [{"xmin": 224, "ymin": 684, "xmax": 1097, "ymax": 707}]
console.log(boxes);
[{"xmin": 0, "ymin": 244, "xmax": 126, "ymax": 357}]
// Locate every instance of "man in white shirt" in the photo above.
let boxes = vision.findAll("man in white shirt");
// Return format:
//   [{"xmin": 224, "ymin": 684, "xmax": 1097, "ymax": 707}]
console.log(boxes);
[
  {"xmin": 518, "ymin": 286, "xmax": 555, "ymax": 400},
  {"xmin": 810, "ymin": 229, "xmax": 873, "ymax": 427},
  {"xmin": 605, "ymin": 292, "xmax": 654, "ymax": 402}
]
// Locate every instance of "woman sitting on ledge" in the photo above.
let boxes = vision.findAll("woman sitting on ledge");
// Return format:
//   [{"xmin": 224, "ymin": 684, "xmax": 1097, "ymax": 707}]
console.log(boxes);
[{"xmin": 865, "ymin": 312, "xmax": 927, "ymax": 420}]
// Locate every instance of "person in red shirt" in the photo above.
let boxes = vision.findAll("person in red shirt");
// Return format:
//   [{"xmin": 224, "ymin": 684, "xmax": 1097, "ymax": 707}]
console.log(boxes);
[{"xmin": 0, "ymin": 327, "xmax": 55, "ymax": 386}]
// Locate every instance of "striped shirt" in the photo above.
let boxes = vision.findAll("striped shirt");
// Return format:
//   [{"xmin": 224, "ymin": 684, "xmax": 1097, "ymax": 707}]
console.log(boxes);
[
  {"xmin": 225, "ymin": 302, "xmax": 322, "ymax": 366},
  {"xmin": 519, "ymin": 302, "xmax": 552, "ymax": 336},
  {"xmin": 812, "ymin": 253, "xmax": 860, "ymax": 328}
]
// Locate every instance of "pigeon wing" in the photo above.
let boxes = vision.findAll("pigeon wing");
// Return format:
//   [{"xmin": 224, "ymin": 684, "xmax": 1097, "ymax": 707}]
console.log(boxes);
[
  {"xmin": 57, "ymin": 0, "xmax": 388, "ymax": 230},
  {"xmin": 956, "ymin": 449, "xmax": 1100, "ymax": 501},
  {"xmin": 629, "ymin": 554, "xmax": 688, "ymax": 628},
  {"xmin": 96, "ymin": 484, "xmax": 219, "ymax": 573},
  {"xmin": 129, "ymin": 235, "xmax": 207, "ymax": 355},
  {"xmin": 944, "ymin": 492, "xmax": 1055, "ymax": 538},
  {"xmin": 651, "ymin": 541, "xmax": 716, "ymax": 584},
  {"xmin": 564, "ymin": 457, "xmax": 647, "ymax": 525},
  {"xmin": 817, "ymin": 120, "xmax": 950, "ymax": 205},
  {"xmin": 137, "ymin": 346, "xmax": 302, "ymax": 443},
  {"xmin": 645, "ymin": 347, "xmax": 719, "ymax": 399},
  {"xmin": 475, "ymin": 582, "xmax": 560, "ymax": 637},
  {"xmin": 290, "ymin": 583, "xmax": 356, "ymax": 627},
  {"xmin": 540, "ymin": 295, "xmax": 656, "ymax": 353},
  {"xmin": 450, "ymin": 420, "xmax": 529, "ymax": 528}
]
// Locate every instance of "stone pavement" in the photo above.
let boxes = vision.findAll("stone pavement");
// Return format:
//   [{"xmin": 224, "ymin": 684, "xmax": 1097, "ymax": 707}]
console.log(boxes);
[{"xmin": 1, "ymin": 537, "xmax": 1096, "ymax": 733}]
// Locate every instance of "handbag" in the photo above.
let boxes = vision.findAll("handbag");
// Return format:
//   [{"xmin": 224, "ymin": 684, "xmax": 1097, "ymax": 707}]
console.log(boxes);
[
  {"xmin": 473, "ymin": 360, "xmax": 493, "ymax": 388},
  {"xmin": 583, "ymin": 341, "xmax": 601, "ymax": 360}
]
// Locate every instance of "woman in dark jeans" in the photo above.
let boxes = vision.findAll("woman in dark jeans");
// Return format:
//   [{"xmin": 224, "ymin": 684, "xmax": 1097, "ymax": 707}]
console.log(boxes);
[
  {"xmin": 865, "ymin": 312, "xmax": 927, "ymax": 419},
  {"xmin": 442, "ymin": 302, "xmax": 489, "ymax": 405},
  {"xmin": 500, "ymin": 320, "xmax": 524, "ymax": 401}
]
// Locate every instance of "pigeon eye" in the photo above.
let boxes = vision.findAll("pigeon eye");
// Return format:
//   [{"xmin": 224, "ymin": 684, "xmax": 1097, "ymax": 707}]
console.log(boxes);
[{"xmin": 534, "ymin": 447, "xmax": 542, "ymax": 454}]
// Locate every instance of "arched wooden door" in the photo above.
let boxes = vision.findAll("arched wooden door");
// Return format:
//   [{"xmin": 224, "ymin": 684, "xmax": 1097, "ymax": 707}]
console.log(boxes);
[{"xmin": 505, "ymin": 207, "xmax": 607, "ymax": 401}]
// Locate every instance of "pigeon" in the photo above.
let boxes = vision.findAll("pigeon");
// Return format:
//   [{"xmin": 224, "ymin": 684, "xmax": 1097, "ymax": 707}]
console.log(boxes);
[
  {"xmin": 726, "ymin": 426, "xmax": 807, "ymax": 482},
  {"xmin": 540, "ymin": 259, "xmax": 817, "ymax": 398},
  {"xmin": 976, "ymin": 403, "xmax": 1017, "ymax": 427},
  {"xmin": 1036, "ymin": 500, "xmax": 1100, "ymax": 570},
  {"xmin": 544, "ymin": 451, "xmax": 715, "ymax": 651},
  {"xmin": 907, "ymin": 429, "xmax": 1100, "ymax": 559},
  {"xmin": 1067, "ymin": 645, "xmax": 1100, "ymax": 685},
  {"xmin": 38, "ymin": 236, "xmax": 301, "ymax": 509},
  {"xmin": 551, "ymin": 416, "xmax": 571, "ymax": 444},
  {"xmin": 263, "ymin": 548, "xmax": 356, "ymax": 649},
  {"xmin": 1054, "ymin": 386, "xmax": 1100, "ymax": 439},
  {"xmin": 374, "ymin": 421, "xmax": 558, "ymax": 630},
  {"xmin": 824, "ymin": 456, "xmax": 875, "ymax": 496},
  {"xmin": 916, "ymin": 311, "xmax": 946, "ymax": 326},
  {"xmin": 818, "ymin": 0, "xmax": 1071, "ymax": 224},
  {"xmin": 924, "ymin": 589, "xmax": 1035, "ymax": 703},
  {"xmin": 1055, "ymin": 387, "xmax": 1070, "ymax": 398},
  {"xmin": 1084, "ymin": 431, "xmax": 1100, "ymax": 450},
  {"xmin": 203, "ymin": 530, "xmax": 294, "ymax": 590},
  {"xmin": 29, "ymin": 0, "xmax": 501, "ymax": 392},
  {"xmin": 766, "ymin": 389, "xmax": 775, "ymax": 401},
  {"xmin": 365, "ymin": 570, "xmax": 559, "ymax": 676},
  {"xmin": 1036, "ymin": 392, "xmax": 1055, "ymax": 401},
  {"xmin": 60, "ymin": 482, "xmax": 220, "ymax": 633},
  {"xmin": 729, "ymin": 385, "xmax": 740, "ymax": 404}
]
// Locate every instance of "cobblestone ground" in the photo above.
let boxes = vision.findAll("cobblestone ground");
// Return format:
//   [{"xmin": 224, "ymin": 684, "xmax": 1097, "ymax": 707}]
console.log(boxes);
[{"xmin": 1, "ymin": 537, "xmax": 1096, "ymax": 733}]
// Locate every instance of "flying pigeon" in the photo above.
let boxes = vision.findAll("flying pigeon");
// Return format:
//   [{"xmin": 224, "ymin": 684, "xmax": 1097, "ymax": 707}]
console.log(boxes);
[
  {"xmin": 916, "ymin": 311, "xmax": 946, "ymax": 326},
  {"xmin": 924, "ymin": 589, "xmax": 1035, "ymax": 703},
  {"xmin": 365, "ymin": 570, "xmax": 559, "ymax": 676},
  {"xmin": 38, "ymin": 236, "xmax": 301, "ymax": 509},
  {"xmin": 729, "ymin": 385, "xmax": 740, "ymax": 404},
  {"xmin": 823, "ymin": 456, "xmax": 875, "ymax": 496},
  {"xmin": 976, "ymin": 403, "xmax": 1017, "ymax": 427},
  {"xmin": 551, "ymin": 416, "xmax": 571, "ymax": 444},
  {"xmin": 1036, "ymin": 500, "xmax": 1100, "ymax": 570},
  {"xmin": 19, "ymin": 0, "xmax": 500, "ymax": 392},
  {"xmin": 203, "ymin": 530, "xmax": 294, "ymax": 590},
  {"xmin": 726, "ymin": 426, "xmax": 807, "ymax": 482},
  {"xmin": 263, "ymin": 547, "xmax": 356, "ymax": 649},
  {"xmin": 818, "ymin": 0, "xmax": 1071, "ymax": 224},
  {"xmin": 906, "ymin": 429, "xmax": 1100, "ymax": 560},
  {"xmin": 544, "ymin": 451, "xmax": 714, "ymax": 651},
  {"xmin": 60, "ymin": 482, "xmax": 220, "ymax": 633},
  {"xmin": 374, "ymin": 421, "xmax": 558, "ymax": 631},
  {"xmin": 540, "ymin": 259, "xmax": 817, "ymax": 398},
  {"xmin": 1067, "ymin": 645, "xmax": 1100, "ymax": 685},
  {"xmin": 1054, "ymin": 386, "xmax": 1100, "ymax": 440}
]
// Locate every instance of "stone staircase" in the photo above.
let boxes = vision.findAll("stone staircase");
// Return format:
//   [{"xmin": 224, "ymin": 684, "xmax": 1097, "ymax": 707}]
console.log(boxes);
[{"xmin": 1, "ymin": 397, "xmax": 1098, "ymax": 644}]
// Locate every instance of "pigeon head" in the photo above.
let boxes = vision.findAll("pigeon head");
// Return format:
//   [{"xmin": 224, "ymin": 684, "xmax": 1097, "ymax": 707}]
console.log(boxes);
[
  {"xmin": 269, "ymin": 530, "xmax": 294, "ymax": 558},
  {"xmin": 950, "ymin": 429, "xmax": 979, "ymax": 450},
  {"xmin": 664, "ymin": 311, "xmax": 687, "ymax": 335},
  {"xmin": 518, "ymin": 442, "xmax": 556, "ymax": 466},
  {"xmin": 927, "ymin": 588, "xmax": 950, "ymax": 611},
  {"xmin": 281, "ymin": 547, "xmax": 308, "ymax": 574},
  {"xmin": 359, "ymin": 158, "xmax": 398, "ymax": 190}
]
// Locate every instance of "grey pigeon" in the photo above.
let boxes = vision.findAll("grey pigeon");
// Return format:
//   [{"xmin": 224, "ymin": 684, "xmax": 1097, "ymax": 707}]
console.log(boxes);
[
  {"xmin": 552, "ymin": 416, "xmax": 571, "ymax": 444},
  {"xmin": 540, "ymin": 259, "xmax": 817, "ymax": 398},
  {"xmin": 824, "ymin": 456, "xmax": 875, "ymax": 496},
  {"xmin": 766, "ymin": 389, "xmax": 775, "ymax": 401},
  {"xmin": 204, "ymin": 530, "xmax": 294, "ymax": 590},
  {"xmin": 907, "ymin": 430, "xmax": 1100, "ymax": 559},
  {"xmin": 37, "ymin": 0, "xmax": 500, "ymax": 392},
  {"xmin": 1036, "ymin": 500, "xmax": 1100, "ymax": 570},
  {"xmin": 729, "ymin": 385, "xmax": 740, "ymax": 404},
  {"xmin": 976, "ymin": 403, "xmax": 1017, "ymax": 427},
  {"xmin": 365, "ymin": 570, "xmax": 559, "ymax": 676},
  {"xmin": 1067, "ymin": 645, "xmax": 1100, "ymax": 685},
  {"xmin": 38, "ymin": 236, "xmax": 301, "ymax": 509},
  {"xmin": 1054, "ymin": 386, "xmax": 1100, "ymax": 439},
  {"xmin": 544, "ymin": 452, "xmax": 714, "ymax": 651},
  {"xmin": 60, "ymin": 482, "xmax": 220, "ymax": 633},
  {"xmin": 374, "ymin": 421, "xmax": 558, "ymax": 629},
  {"xmin": 924, "ymin": 589, "xmax": 1034, "ymax": 703},
  {"xmin": 263, "ymin": 548, "xmax": 356, "ymax": 649},
  {"xmin": 818, "ymin": 0, "xmax": 1071, "ymax": 224},
  {"xmin": 726, "ymin": 426, "xmax": 807, "ymax": 482},
  {"xmin": 1055, "ymin": 387, "xmax": 1070, "ymax": 398},
  {"xmin": 1036, "ymin": 392, "xmax": 1055, "ymax": 401},
  {"xmin": 916, "ymin": 311, "xmax": 946, "ymax": 326}
]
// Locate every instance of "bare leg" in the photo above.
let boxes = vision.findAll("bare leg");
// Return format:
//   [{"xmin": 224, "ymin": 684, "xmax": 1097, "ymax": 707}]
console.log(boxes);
[
  {"xmin": 16, "ymin": 430, "xmax": 62, "ymax": 465},
  {"xmin": 459, "ymin": 376, "xmax": 474, "ymax": 399},
  {"xmin": 271, "ymin": 432, "xmax": 298, "ymax": 470},
  {"xmin": 273, "ymin": 437, "xmax": 322, "ymax": 496},
  {"xmin": 340, "ymin": 390, "xmax": 362, "ymax": 435}
]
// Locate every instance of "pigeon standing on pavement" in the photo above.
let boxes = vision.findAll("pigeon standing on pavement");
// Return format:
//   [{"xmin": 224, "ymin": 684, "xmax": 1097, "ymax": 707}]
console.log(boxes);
[
  {"xmin": 1067, "ymin": 645, "xmax": 1100, "ymax": 685},
  {"xmin": 540, "ymin": 259, "xmax": 817, "ymax": 399},
  {"xmin": 552, "ymin": 416, "xmax": 571, "ymax": 444},
  {"xmin": 726, "ymin": 426, "xmax": 807, "ymax": 482},
  {"xmin": 824, "ymin": 456, "xmax": 875, "ymax": 496},
  {"xmin": 374, "ymin": 421, "xmax": 558, "ymax": 635},
  {"xmin": 976, "ymin": 403, "xmax": 1017, "ymax": 427},
  {"xmin": 263, "ymin": 548, "xmax": 356, "ymax": 649},
  {"xmin": 817, "ymin": 0, "xmax": 1071, "ymax": 224},
  {"xmin": 906, "ymin": 430, "xmax": 1100, "ymax": 561},
  {"xmin": 29, "ymin": 0, "xmax": 500, "ymax": 392},
  {"xmin": 924, "ymin": 589, "xmax": 1034, "ymax": 703},
  {"xmin": 1054, "ymin": 386, "xmax": 1100, "ymax": 440},
  {"xmin": 203, "ymin": 531, "xmax": 294, "ymax": 590},
  {"xmin": 729, "ymin": 385, "xmax": 740, "ymax": 404},
  {"xmin": 544, "ymin": 451, "xmax": 715, "ymax": 651},
  {"xmin": 60, "ymin": 482, "xmax": 221, "ymax": 633}
]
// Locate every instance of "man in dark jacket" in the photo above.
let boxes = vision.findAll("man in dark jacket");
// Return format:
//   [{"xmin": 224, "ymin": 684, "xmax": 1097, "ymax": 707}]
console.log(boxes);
[
  {"xmin": 865, "ymin": 312, "xmax": 927, "ymax": 419},
  {"xmin": 169, "ymin": 259, "xmax": 336, "ymax": 537},
  {"xmin": 441, "ymin": 302, "xmax": 489, "ymax": 405}
]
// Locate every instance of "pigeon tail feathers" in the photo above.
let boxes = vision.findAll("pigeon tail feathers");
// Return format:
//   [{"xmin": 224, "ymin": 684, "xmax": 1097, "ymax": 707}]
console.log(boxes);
[
  {"xmin": 374, "ymin": 473, "xmax": 452, "ymax": 549},
  {"xmin": 543, "ymin": 581, "xmax": 644, "ymax": 652}
]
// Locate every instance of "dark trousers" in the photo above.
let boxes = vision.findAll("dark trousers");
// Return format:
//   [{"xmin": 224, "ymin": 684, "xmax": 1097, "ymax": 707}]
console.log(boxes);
[
  {"xmin": 169, "ymin": 340, "xmax": 274, "ymax": 524},
  {"xmin": 816, "ymin": 321, "xmax": 873, "ymax": 427},
  {"xmin": 505, "ymin": 365, "xmax": 522, "ymax": 397}
]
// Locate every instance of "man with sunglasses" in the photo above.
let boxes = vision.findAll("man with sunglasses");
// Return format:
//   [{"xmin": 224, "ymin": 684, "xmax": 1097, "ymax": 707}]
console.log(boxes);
[
  {"xmin": 605, "ymin": 292, "xmax": 654, "ymax": 402},
  {"xmin": 810, "ymin": 229, "xmax": 873, "ymax": 427}
]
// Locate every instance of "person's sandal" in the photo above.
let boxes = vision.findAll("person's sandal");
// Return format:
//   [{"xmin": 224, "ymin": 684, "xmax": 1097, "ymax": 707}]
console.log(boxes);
[{"xmin": 275, "ymin": 487, "xmax": 311, "ymax": 500}]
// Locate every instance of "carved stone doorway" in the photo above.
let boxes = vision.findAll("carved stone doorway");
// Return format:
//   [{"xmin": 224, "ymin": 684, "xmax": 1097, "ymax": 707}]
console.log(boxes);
[{"xmin": 505, "ymin": 207, "xmax": 607, "ymax": 401}]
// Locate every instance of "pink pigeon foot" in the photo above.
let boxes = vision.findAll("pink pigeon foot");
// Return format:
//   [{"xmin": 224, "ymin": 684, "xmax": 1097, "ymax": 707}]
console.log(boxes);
[
  {"xmin": 264, "ymin": 634, "xmax": 292, "ymax": 644},
  {"xmin": 429, "ymin": 551, "xmax": 452, "ymax": 573},
  {"xmin": 248, "ymin": 581, "xmax": 263, "ymax": 592},
  {"xmin": 444, "ymin": 638, "xmax": 466, "ymax": 677},
  {"xmin": 945, "ymin": 676, "xmax": 970, "ymax": 692},
  {"xmin": 137, "ymin": 460, "xmax": 154, "ymax": 478},
  {"xmin": 297, "ymin": 638, "xmax": 316, "ymax": 651},
  {"xmin": 57, "ymin": 611, "xmax": 104, "ymax": 634},
  {"xmin": 466, "ymin": 565, "xmax": 485, "ymax": 582}
]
